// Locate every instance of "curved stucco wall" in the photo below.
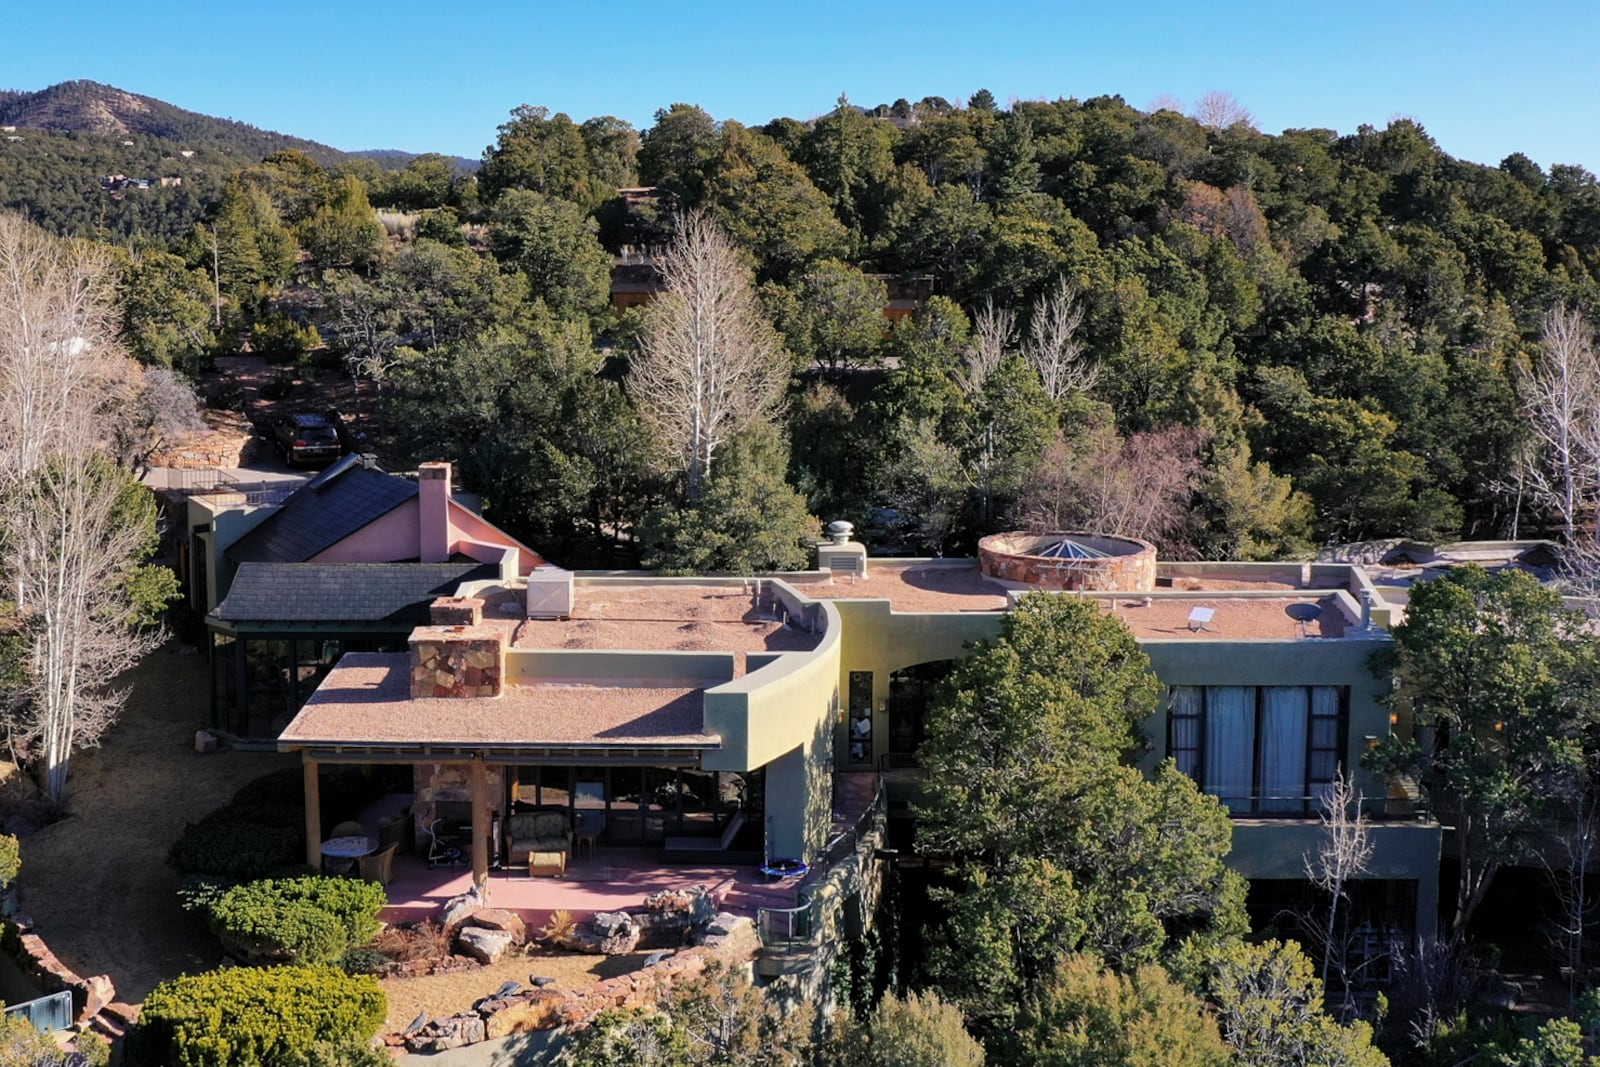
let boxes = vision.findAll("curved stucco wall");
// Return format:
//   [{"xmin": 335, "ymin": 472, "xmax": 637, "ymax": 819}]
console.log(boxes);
[{"xmin": 978, "ymin": 531, "xmax": 1157, "ymax": 592}]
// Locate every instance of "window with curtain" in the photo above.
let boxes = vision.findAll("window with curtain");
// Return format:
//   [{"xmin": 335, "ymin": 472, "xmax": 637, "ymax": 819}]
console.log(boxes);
[{"xmin": 1167, "ymin": 686, "xmax": 1348, "ymax": 815}]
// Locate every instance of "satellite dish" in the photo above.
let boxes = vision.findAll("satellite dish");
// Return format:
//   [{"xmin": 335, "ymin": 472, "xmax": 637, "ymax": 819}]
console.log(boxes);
[{"xmin": 1285, "ymin": 601, "xmax": 1321, "ymax": 636}]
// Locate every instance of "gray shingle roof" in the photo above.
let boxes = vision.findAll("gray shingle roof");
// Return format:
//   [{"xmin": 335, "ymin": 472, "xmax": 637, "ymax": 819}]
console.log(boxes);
[
  {"xmin": 214, "ymin": 562, "xmax": 496, "ymax": 625},
  {"xmin": 225, "ymin": 456, "xmax": 418, "ymax": 564}
]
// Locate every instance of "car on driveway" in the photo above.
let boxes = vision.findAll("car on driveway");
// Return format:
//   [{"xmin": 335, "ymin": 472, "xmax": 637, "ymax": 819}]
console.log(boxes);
[{"xmin": 269, "ymin": 413, "xmax": 344, "ymax": 467}]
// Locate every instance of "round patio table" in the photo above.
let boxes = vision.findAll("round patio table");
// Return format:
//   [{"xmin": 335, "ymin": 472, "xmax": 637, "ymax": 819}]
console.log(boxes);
[
  {"xmin": 321, "ymin": 836, "xmax": 375, "ymax": 859},
  {"xmin": 321, "ymin": 836, "xmax": 374, "ymax": 874}
]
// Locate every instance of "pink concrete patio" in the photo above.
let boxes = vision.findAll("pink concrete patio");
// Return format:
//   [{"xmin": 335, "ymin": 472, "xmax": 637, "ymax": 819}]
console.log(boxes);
[{"xmin": 377, "ymin": 847, "xmax": 804, "ymax": 930}]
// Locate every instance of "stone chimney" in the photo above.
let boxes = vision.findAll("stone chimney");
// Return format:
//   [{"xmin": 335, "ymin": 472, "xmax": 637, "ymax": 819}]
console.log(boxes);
[
  {"xmin": 410, "ymin": 624, "xmax": 505, "ymax": 698},
  {"xmin": 418, "ymin": 462, "xmax": 453, "ymax": 563}
]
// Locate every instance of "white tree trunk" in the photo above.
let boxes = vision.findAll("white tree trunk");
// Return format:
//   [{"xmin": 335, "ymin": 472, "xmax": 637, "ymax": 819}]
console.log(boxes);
[{"xmin": 629, "ymin": 213, "xmax": 785, "ymax": 501}]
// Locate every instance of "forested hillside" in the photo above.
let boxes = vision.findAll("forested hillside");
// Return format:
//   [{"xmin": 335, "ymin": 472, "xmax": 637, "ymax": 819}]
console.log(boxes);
[
  {"xmin": 25, "ymin": 88, "xmax": 1600, "ymax": 569},
  {"xmin": 0, "ymin": 81, "xmax": 466, "ymax": 240}
]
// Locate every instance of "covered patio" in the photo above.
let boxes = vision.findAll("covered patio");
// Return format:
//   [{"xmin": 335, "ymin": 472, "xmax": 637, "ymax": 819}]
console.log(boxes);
[{"xmin": 375, "ymin": 846, "xmax": 804, "ymax": 928}]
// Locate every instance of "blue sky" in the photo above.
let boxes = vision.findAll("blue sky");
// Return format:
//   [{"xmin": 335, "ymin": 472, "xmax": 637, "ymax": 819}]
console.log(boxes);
[{"xmin": 9, "ymin": 1, "xmax": 1600, "ymax": 171}]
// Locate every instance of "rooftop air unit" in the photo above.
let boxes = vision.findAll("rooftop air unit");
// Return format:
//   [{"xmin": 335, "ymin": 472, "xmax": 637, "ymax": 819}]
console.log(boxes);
[{"xmin": 525, "ymin": 566, "xmax": 574, "ymax": 620}]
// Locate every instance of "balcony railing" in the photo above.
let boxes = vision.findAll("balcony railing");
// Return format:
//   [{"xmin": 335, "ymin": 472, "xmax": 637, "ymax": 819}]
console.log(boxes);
[{"xmin": 3, "ymin": 990, "xmax": 72, "ymax": 1033}]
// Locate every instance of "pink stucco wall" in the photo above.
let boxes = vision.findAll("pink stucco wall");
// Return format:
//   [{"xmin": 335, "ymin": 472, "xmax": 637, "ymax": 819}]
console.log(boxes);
[{"xmin": 308, "ymin": 496, "xmax": 543, "ymax": 576}]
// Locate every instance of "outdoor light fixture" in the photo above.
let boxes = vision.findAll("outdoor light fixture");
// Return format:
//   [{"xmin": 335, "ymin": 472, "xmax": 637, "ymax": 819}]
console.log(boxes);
[{"xmin": 1389, "ymin": 712, "xmax": 1399, "ymax": 726}]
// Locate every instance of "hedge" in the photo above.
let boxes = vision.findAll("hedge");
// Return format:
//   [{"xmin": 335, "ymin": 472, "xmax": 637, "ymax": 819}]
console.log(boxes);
[
  {"xmin": 135, "ymin": 965, "xmax": 385, "ymax": 1067},
  {"xmin": 0, "ymin": 833, "xmax": 20, "ymax": 888},
  {"xmin": 209, "ymin": 877, "xmax": 386, "ymax": 965}
]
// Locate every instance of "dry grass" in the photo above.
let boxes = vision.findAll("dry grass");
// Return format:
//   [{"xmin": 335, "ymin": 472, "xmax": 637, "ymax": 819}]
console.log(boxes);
[
  {"xmin": 17, "ymin": 642, "xmax": 295, "ymax": 1003},
  {"xmin": 379, "ymin": 947, "xmax": 654, "ymax": 1034}
]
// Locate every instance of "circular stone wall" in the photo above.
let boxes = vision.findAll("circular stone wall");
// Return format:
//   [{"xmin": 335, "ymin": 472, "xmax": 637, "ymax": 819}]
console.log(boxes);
[{"xmin": 977, "ymin": 532, "xmax": 1157, "ymax": 592}]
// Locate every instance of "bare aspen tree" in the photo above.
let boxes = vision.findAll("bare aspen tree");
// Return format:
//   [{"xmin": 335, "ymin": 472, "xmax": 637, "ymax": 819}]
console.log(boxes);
[
  {"xmin": 630, "ymin": 212, "xmax": 785, "ymax": 501},
  {"xmin": 960, "ymin": 299, "xmax": 1014, "ymax": 395},
  {"xmin": 0, "ymin": 214, "xmax": 125, "ymax": 488},
  {"xmin": 9, "ymin": 454, "xmax": 164, "ymax": 799},
  {"xmin": 1022, "ymin": 277, "xmax": 1094, "ymax": 399},
  {"xmin": 1522, "ymin": 303, "xmax": 1600, "ymax": 549},
  {"xmin": 1303, "ymin": 769, "xmax": 1374, "ymax": 1004},
  {"xmin": 0, "ymin": 213, "xmax": 169, "ymax": 799}
]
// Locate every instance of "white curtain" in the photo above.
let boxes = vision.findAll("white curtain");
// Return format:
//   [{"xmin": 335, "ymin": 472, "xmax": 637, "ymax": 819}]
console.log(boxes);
[
  {"xmin": 1260, "ymin": 687, "xmax": 1310, "ymax": 813},
  {"xmin": 1204, "ymin": 686, "xmax": 1255, "ymax": 813}
]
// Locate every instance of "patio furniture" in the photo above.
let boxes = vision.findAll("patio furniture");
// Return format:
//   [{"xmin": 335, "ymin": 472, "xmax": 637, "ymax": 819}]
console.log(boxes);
[
  {"xmin": 573, "ymin": 810, "xmax": 603, "ymax": 859},
  {"xmin": 378, "ymin": 807, "xmax": 414, "ymax": 854},
  {"xmin": 425, "ymin": 818, "xmax": 468, "ymax": 869},
  {"xmin": 321, "ymin": 835, "xmax": 373, "ymax": 875},
  {"xmin": 505, "ymin": 809, "xmax": 572, "ymax": 867},
  {"xmin": 528, "ymin": 850, "xmax": 566, "ymax": 877},
  {"xmin": 358, "ymin": 843, "xmax": 397, "ymax": 886},
  {"xmin": 330, "ymin": 820, "xmax": 366, "ymax": 839}
]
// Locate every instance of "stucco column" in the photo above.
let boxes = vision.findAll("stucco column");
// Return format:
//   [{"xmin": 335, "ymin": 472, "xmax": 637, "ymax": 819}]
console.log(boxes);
[
  {"xmin": 765, "ymin": 744, "xmax": 809, "ymax": 862},
  {"xmin": 302, "ymin": 756, "xmax": 321, "ymax": 869},
  {"xmin": 470, "ymin": 758, "xmax": 490, "ymax": 895}
]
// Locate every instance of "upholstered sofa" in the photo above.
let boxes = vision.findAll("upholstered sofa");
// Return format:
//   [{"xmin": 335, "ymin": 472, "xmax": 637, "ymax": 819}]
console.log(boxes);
[{"xmin": 505, "ymin": 809, "xmax": 573, "ymax": 866}]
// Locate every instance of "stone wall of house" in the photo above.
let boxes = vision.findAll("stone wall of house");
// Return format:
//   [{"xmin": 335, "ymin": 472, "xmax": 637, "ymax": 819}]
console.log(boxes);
[
  {"xmin": 409, "ymin": 625, "xmax": 504, "ymax": 698},
  {"xmin": 414, "ymin": 762, "xmax": 507, "ymax": 856},
  {"xmin": 978, "ymin": 531, "xmax": 1157, "ymax": 592}
]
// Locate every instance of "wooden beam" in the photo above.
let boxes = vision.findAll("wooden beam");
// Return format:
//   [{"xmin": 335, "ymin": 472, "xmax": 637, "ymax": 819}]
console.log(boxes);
[
  {"xmin": 303, "ymin": 756, "xmax": 321, "ymax": 869},
  {"xmin": 469, "ymin": 758, "xmax": 489, "ymax": 894}
]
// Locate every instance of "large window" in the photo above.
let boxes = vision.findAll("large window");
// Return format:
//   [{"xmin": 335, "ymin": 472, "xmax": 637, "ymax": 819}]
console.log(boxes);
[{"xmin": 1168, "ymin": 686, "xmax": 1347, "ymax": 816}]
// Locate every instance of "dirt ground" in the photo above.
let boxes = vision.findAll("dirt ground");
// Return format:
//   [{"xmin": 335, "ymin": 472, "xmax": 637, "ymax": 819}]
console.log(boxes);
[
  {"xmin": 17, "ymin": 642, "xmax": 293, "ymax": 1003},
  {"xmin": 379, "ymin": 949, "xmax": 658, "ymax": 1034}
]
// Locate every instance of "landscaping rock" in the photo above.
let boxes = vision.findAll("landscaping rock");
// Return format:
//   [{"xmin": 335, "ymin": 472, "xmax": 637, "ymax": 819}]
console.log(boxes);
[
  {"xmin": 635, "ymin": 910, "xmax": 691, "ymax": 950},
  {"xmin": 466, "ymin": 908, "xmax": 527, "ymax": 945},
  {"xmin": 77, "ymin": 974, "xmax": 114, "ymax": 1024},
  {"xmin": 457, "ymin": 927, "xmax": 514, "ymax": 964},
  {"xmin": 194, "ymin": 729, "xmax": 218, "ymax": 754},
  {"xmin": 439, "ymin": 888, "xmax": 483, "ymax": 932},
  {"xmin": 557, "ymin": 911, "xmax": 641, "ymax": 955},
  {"xmin": 409, "ymin": 1013, "xmax": 486, "ymax": 1054}
]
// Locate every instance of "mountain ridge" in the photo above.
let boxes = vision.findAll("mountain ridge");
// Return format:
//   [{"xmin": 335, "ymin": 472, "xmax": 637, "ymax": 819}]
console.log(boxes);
[{"xmin": 0, "ymin": 80, "xmax": 475, "ymax": 169}]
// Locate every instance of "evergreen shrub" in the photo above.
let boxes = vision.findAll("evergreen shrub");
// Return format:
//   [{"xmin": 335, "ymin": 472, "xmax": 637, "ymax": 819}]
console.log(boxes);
[{"xmin": 136, "ymin": 965, "xmax": 385, "ymax": 1067}]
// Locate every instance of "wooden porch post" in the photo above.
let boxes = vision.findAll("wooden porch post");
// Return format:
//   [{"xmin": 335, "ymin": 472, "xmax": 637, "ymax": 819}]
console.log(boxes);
[
  {"xmin": 303, "ymin": 755, "xmax": 321, "ymax": 869},
  {"xmin": 470, "ymin": 757, "xmax": 489, "ymax": 894}
]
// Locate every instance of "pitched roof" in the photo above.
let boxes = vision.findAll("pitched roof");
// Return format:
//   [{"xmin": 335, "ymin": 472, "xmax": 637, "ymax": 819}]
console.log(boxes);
[
  {"xmin": 225, "ymin": 455, "xmax": 418, "ymax": 564},
  {"xmin": 214, "ymin": 562, "xmax": 495, "ymax": 626}
]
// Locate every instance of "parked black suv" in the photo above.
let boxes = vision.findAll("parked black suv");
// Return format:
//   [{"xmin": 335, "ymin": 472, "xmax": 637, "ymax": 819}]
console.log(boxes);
[{"xmin": 269, "ymin": 413, "xmax": 344, "ymax": 467}]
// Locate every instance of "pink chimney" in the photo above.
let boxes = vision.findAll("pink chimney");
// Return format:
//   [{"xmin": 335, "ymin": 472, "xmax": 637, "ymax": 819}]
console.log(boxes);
[{"xmin": 418, "ymin": 462, "xmax": 453, "ymax": 563}]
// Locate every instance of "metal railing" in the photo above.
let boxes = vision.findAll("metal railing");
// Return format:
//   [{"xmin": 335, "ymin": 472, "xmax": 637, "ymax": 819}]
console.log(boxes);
[
  {"xmin": 756, "ymin": 898, "xmax": 819, "ymax": 948},
  {"xmin": 755, "ymin": 778, "xmax": 887, "ymax": 952},
  {"xmin": 3, "ymin": 990, "xmax": 72, "ymax": 1032}
]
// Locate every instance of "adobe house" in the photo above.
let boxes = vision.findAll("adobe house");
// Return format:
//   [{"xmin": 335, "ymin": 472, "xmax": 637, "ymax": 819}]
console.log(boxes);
[{"xmin": 275, "ymin": 523, "xmax": 1440, "ymax": 943}]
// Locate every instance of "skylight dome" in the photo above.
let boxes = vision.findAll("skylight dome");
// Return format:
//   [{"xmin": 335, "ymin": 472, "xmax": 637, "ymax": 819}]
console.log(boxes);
[{"xmin": 1036, "ymin": 537, "xmax": 1112, "ymax": 560}]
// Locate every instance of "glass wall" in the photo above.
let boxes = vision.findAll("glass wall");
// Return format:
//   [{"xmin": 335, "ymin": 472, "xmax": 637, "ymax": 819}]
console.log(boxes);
[{"xmin": 1168, "ymin": 685, "xmax": 1348, "ymax": 816}]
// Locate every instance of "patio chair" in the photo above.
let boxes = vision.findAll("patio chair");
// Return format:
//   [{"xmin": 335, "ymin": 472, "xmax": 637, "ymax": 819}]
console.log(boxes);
[
  {"xmin": 359, "ymin": 843, "xmax": 397, "ymax": 886},
  {"xmin": 425, "ymin": 817, "xmax": 468, "ymax": 869},
  {"xmin": 330, "ymin": 820, "xmax": 365, "ymax": 839}
]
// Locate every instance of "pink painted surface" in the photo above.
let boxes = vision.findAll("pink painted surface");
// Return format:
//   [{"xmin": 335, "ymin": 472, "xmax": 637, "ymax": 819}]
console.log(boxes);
[
  {"xmin": 378, "ymin": 847, "xmax": 802, "ymax": 929},
  {"xmin": 308, "ymin": 496, "xmax": 543, "ymax": 575},
  {"xmin": 419, "ymin": 463, "xmax": 452, "ymax": 563},
  {"xmin": 449, "ymin": 499, "xmax": 543, "ymax": 575},
  {"xmin": 311, "ymin": 498, "xmax": 422, "ymax": 563}
]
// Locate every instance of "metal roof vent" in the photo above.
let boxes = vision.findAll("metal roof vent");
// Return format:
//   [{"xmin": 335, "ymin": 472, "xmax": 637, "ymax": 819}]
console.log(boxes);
[{"xmin": 826, "ymin": 520, "xmax": 855, "ymax": 545}]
